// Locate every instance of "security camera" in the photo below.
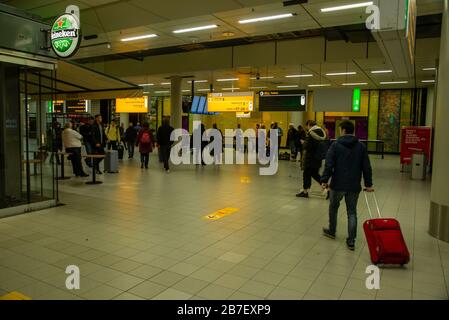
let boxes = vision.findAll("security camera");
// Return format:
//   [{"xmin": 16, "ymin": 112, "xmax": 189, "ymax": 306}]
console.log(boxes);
[{"xmin": 256, "ymin": 72, "xmax": 260, "ymax": 80}]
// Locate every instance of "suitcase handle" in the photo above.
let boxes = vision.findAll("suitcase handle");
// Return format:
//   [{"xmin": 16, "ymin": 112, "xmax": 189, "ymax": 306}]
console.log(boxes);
[{"xmin": 364, "ymin": 190, "xmax": 381, "ymax": 219}]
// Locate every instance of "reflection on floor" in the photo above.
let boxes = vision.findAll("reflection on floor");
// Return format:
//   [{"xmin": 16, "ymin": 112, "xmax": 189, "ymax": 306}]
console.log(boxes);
[{"xmin": 0, "ymin": 155, "xmax": 448, "ymax": 300}]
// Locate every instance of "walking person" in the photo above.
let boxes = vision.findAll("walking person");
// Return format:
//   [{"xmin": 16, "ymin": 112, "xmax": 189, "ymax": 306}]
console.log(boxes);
[
  {"xmin": 91, "ymin": 114, "xmax": 106, "ymax": 174},
  {"xmin": 287, "ymin": 123, "xmax": 299, "ymax": 160},
  {"xmin": 296, "ymin": 120, "xmax": 327, "ymax": 198},
  {"xmin": 106, "ymin": 120, "xmax": 121, "ymax": 150},
  {"xmin": 136, "ymin": 123, "xmax": 154, "ymax": 169},
  {"xmin": 62, "ymin": 122, "xmax": 89, "ymax": 177},
  {"xmin": 79, "ymin": 117, "xmax": 94, "ymax": 167},
  {"xmin": 156, "ymin": 119, "xmax": 174, "ymax": 172},
  {"xmin": 48, "ymin": 122, "xmax": 63, "ymax": 165},
  {"xmin": 125, "ymin": 122, "xmax": 138, "ymax": 159},
  {"xmin": 296, "ymin": 125, "xmax": 307, "ymax": 162},
  {"xmin": 321, "ymin": 120, "xmax": 374, "ymax": 250}
]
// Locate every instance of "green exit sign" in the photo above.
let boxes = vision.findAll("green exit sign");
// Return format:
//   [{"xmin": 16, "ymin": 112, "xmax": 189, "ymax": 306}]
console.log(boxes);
[{"xmin": 352, "ymin": 88, "xmax": 361, "ymax": 112}]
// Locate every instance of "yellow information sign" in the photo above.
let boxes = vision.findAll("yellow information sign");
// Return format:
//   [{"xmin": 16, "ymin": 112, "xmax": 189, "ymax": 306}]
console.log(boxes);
[
  {"xmin": 116, "ymin": 97, "xmax": 148, "ymax": 113},
  {"xmin": 204, "ymin": 207, "xmax": 240, "ymax": 221},
  {"xmin": 0, "ymin": 291, "xmax": 32, "ymax": 300},
  {"xmin": 207, "ymin": 92, "xmax": 254, "ymax": 112}
]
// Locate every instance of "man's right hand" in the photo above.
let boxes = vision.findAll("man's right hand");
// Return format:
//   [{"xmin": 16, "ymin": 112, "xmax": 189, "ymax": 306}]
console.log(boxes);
[{"xmin": 365, "ymin": 187, "xmax": 374, "ymax": 192}]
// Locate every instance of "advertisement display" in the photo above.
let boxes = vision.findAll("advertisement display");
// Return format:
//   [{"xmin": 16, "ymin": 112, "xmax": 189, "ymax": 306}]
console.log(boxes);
[
  {"xmin": 66, "ymin": 100, "xmax": 87, "ymax": 113},
  {"xmin": 116, "ymin": 97, "xmax": 148, "ymax": 113},
  {"xmin": 400, "ymin": 126, "xmax": 432, "ymax": 165},
  {"xmin": 51, "ymin": 12, "xmax": 81, "ymax": 58},
  {"xmin": 258, "ymin": 90, "xmax": 307, "ymax": 111},
  {"xmin": 207, "ymin": 92, "xmax": 254, "ymax": 112}
]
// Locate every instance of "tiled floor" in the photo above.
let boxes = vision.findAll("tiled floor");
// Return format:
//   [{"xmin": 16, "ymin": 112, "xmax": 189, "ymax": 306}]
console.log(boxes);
[{"xmin": 1, "ymin": 155, "xmax": 448, "ymax": 300}]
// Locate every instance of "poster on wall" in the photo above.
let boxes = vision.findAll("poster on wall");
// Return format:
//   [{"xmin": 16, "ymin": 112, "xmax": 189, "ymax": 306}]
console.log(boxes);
[
  {"xmin": 400, "ymin": 126, "xmax": 432, "ymax": 165},
  {"xmin": 378, "ymin": 90, "xmax": 401, "ymax": 152}
]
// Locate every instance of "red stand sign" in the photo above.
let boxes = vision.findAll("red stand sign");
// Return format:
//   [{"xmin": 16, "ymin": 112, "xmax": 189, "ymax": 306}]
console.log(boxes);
[{"xmin": 400, "ymin": 126, "xmax": 432, "ymax": 165}]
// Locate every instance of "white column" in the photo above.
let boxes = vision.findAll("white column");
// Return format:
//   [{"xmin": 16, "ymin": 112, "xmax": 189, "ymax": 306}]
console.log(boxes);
[
  {"xmin": 429, "ymin": 0, "xmax": 449, "ymax": 242},
  {"xmin": 170, "ymin": 76, "xmax": 182, "ymax": 129},
  {"xmin": 120, "ymin": 113, "xmax": 129, "ymax": 128},
  {"xmin": 290, "ymin": 112, "xmax": 304, "ymax": 127}
]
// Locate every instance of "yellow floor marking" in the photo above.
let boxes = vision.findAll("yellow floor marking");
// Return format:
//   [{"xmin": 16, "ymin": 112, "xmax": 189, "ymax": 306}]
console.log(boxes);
[
  {"xmin": 204, "ymin": 208, "xmax": 240, "ymax": 221},
  {"xmin": 0, "ymin": 291, "xmax": 32, "ymax": 300}
]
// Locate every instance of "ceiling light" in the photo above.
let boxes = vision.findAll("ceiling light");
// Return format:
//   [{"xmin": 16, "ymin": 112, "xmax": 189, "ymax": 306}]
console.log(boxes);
[
  {"xmin": 422, "ymin": 80, "xmax": 435, "ymax": 83},
  {"xmin": 371, "ymin": 70, "xmax": 393, "ymax": 74},
  {"xmin": 277, "ymin": 85, "xmax": 299, "ymax": 88},
  {"xmin": 143, "ymin": 92, "xmax": 149, "ymax": 94},
  {"xmin": 222, "ymin": 31, "xmax": 235, "ymax": 37},
  {"xmin": 155, "ymin": 91, "xmax": 169, "ymax": 94},
  {"xmin": 121, "ymin": 34, "xmax": 158, "ymax": 42},
  {"xmin": 173, "ymin": 25, "xmax": 218, "ymax": 34},
  {"xmin": 380, "ymin": 81, "xmax": 408, "ymax": 85},
  {"xmin": 321, "ymin": 2, "xmax": 373, "ymax": 13},
  {"xmin": 250, "ymin": 76, "xmax": 274, "ymax": 80},
  {"xmin": 161, "ymin": 82, "xmax": 171, "ymax": 85},
  {"xmin": 249, "ymin": 86, "xmax": 267, "ymax": 89},
  {"xmin": 239, "ymin": 13, "xmax": 294, "ymax": 24},
  {"xmin": 188, "ymin": 80, "xmax": 208, "ymax": 83},
  {"xmin": 138, "ymin": 83, "xmax": 154, "ymax": 86},
  {"xmin": 285, "ymin": 74, "xmax": 313, "ymax": 78},
  {"xmin": 326, "ymin": 72, "xmax": 357, "ymax": 76},
  {"xmin": 182, "ymin": 90, "xmax": 191, "ymax": 92},
  {"xmin": 308, "ymin": 84, "xmax": 331, "ymax": 87},
  {"xmin": 423, "ymin": 67, "xmax": 437, "ymax": 71},
  {"xmin": 342, "ymin": 82, "xmax": 368, "ymax": 86},
  {"xmin": 216, "ymin": 78, "xmax": 239, "ymax": 82},
  {"xmin": 197, "ymin": 89, "xmax": 211, "ymax": 92},
  {"xmin": 222, "ymin": 88, "xmax": 240, "ymax": 91}
]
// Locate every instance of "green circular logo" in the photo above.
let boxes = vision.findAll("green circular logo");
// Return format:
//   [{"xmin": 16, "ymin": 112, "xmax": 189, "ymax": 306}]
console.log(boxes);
[{"xmin": 51, "ymin": 13, "xmax": 81, "ymax": 58}]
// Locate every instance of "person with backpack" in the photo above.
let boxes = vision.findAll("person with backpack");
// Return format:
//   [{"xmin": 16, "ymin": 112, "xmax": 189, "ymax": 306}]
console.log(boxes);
[
  {"xmin": 296, "ymin": 120, "xmax": 327, "ymax": 198},
  {"xmin": 136, "ymin": 122, "xmax": 154, "ymax": 169}
]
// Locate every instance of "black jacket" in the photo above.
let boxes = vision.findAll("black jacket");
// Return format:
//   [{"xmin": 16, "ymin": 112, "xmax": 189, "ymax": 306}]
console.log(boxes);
[
  {"xmin": 287, "ymin": 128, "xmax": 298, "ymax": 146},
  {"xmin": 157, "ymin": 124, "xmax": 174, "ymax": 146},
  {"xmin": 303, "ymin": 125, "xmax": 326, "ymax": 169},
  {"xmin": 125, "ymin": 126, "xmax": 138, "ymax": 143},
  {"xmin": 91, "ymin": 122, "xmax": 106, "ymax": 148},
  {"xmin": 321, "ymin": 135, "xmax": 373, "ymax": 193},
  {"xmin": 79, "ymin": 123, "xmax": 92, "ymax": 143}
]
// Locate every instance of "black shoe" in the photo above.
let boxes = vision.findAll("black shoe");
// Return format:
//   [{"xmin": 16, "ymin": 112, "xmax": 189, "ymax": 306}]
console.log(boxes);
[
  {"xmin": 346, "ymin": 239, "xmax": 355, "ymax": 251},
  {"xmin": 145, "ymin": 165, "xmax": 148, "ymax": 169},
  {"xmin": 323, "ymin": 228, "xmax": 336, "ymax": 239},
  {"xmin": 296, "ymin": 191, "xmax": 309, "ymax": 198},
  {"xmin": 141, "ymin": 163, "xmax": 144, "ymax": 169}
]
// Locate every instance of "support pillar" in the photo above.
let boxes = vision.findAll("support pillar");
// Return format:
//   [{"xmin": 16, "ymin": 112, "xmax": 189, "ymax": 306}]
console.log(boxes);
[
  {"xmin": 429, "ymin": 0, "xmax": 449, "ymax": 242},
  {"xmin": 170, "ymin": 76, "xmax": 182, "ymax": 129}
]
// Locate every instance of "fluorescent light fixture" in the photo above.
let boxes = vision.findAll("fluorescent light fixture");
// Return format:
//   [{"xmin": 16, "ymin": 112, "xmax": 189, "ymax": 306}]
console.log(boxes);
[
  {"xmin": 182, "ymin": 90, "xmax": 191, "ymax": 92},
  {"xmin": 249, "ymin": 86, "xmax": 267, "ymax": 89},
  {"xmin": 239, "ymin": 13, "xmax": 294, "ymax": 24},
  {"xmin": 326, "ymin": 72, "xmax": 357, "ymax": 76},
  {"xmin": 197, "ymin": 88, "xmax": 211, "ymax": 92},
  {"xmin": 138, "ymin": 83, "xmax": 154, "ymax": 86},
  {"xmin": 423, "ymin": 67, "xmax": 437, "ymax": 71},
  {"xmin": 380, "ymin": 81, "xmax": 408, "ymax": 85},
  {"xmin": 216, "ymin": 78, "xmax": 239, "ymax": 82},
  {"xmin": 121, "ymin": 34, "xmax": 158, "ymax": 42},
  {"xmin": 285, "ymin": 74, "xmax": 313, "ymax": 78},
  {"xmin": 155, "ymin": 91, "xmax": 169, "ymax": 94},
  {"xmin": 173, "ymin": 25, "xmax": 217, "ymax": 34},
  {"xmin": 321, "ymin": 2, "xmax": 373, "ymax": 13},
  {"xmin": 342, "ymin": 82, "xmax": 368, "ymax": 86},
  {"xmin": 371, "ymin": 70, "xmax": 393, "ymax": 74},
  {"xmin": 422, "ymin": 80, "xmax": 435, "ymax": 83},
  {"xmin": 188, "ymin": 80, "xmax": 208, "ymax": 83},
  {"xmin": 250, "ymin": 76, "xmax": 274, "ymax": 80},
  {"xmin": 277, "ymin": 85, "xmax": 299, "ymax": 88},
  {"xmin": 143, "ymin": 92, "xmax": 149, "ymax": 94},
  {"xmin": 308, "ymin": 84, "xmax": 331, "ymax": 87},
  {"xmin": 222, "ymin": 88, "xmax": 240, "ymax": 90},
  {"xmin": 160, "ymin": 82, "xmax": 171, "ymax": 85}
]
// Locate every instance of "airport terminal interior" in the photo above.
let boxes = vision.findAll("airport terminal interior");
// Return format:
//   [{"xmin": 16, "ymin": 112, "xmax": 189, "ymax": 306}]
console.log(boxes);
[{"xmin": 1, "ymin": 0, "xmax": 449, "ymax": 301}]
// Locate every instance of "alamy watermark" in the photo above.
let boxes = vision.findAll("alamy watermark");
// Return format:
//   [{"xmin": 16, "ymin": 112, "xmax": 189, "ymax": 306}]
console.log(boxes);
[
  {"xmin": 169, "ymin": 121, "xmax": 279, "ymax": 176},
  {"xmin": 65, "ymin": 265, "xmax": 80, "ymax": 290}
]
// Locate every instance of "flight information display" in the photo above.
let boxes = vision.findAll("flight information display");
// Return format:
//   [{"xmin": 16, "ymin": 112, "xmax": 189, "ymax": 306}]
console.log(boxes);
[
  {"xmin": 258, "ymin": 90, "xmax": 307, "ymax": 111},
  {"xmin": 207, "ymin": 92, "xmax": 254, "ymax": 112}
]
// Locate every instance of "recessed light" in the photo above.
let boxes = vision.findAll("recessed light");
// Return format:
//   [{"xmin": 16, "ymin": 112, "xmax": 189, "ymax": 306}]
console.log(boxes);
[
  {"xmin": 321, "ymin": 2, "xmax": 373, "ymax": 13},
  {"xmin": 277, "ymin": 85, "xmax": 299, "ymax": 88},
  {"xmin": 380, "ymin": 81, "xmax": 408, "ymax": 85},
  {"xmin": 422, "ymin": 80, "xmax": 435, "ymax": 83},
  {"xmin": 155, "ymin": 91, "xmax": 169, "ymax": 94},
  {"xmin": 250, "ymin": 76, "xmax": 274, "ymax": 80},
  {"xmin": 143, "ymin": 92, "xmax": 149, "ymax": 94},
  {"xmin": 160, "ymin": 82, "xmax": 171, "ymax": 85},
  {"xmin": 222, "ymin": 88, "xmax": 240, "ymax": 90},
  {"xmin": 188, "ymin": 80, "xmax": 208, "ymax": 83},
  {"xmin": 326, "ymin": 72, "xmax": 357, "ymax": 76},
  {"xmin": 222, "ymin": 31, "xmax": 235, "ymax": 37},
  {"xmin": 285, "ymin": 74, "xmax": 313, "ymax": 78},
  {"xmin": 239, "ymin": 13, "xmax": 294, "ymax": 24},
  {"xmin": 138, "ymin": 83, "xmax": 154, "ymax": 86},
  {"xmin": 197, "ymin": 89, "xmax": 211, "ymax": 92},
  {"xmin": 173, "ymin": 25, "xmax": 218, "ymax": 34},
  {"xmin": 216, "ymin": 78, "xmax": 239, "ymax": 82},
  {"xmin": 342, "ymin": 82, "xmax": 368, "ymax": 86},
  {"xmin": 182, "ymin": 90, "xmax": 191, "ymax": 92},
  {"xmin": 371, "ymin": 70, "xmax": 393, "ymax": 74},
  {"xmin": 423, "ymin": 67, "xmax": 437, "ymax": 71},
  {"xmin": 308, "ymin": 84, "xmax": 331, "ymax": 87},
  {"xmin": 121, "ymin": 34, "xmax": 158, "ymax": 42}
]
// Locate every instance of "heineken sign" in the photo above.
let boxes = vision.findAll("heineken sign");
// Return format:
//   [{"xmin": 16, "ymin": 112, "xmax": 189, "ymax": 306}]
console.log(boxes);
[{"xmin": 51, "ymin": 13, "xmax": 81, "ymax": 58}]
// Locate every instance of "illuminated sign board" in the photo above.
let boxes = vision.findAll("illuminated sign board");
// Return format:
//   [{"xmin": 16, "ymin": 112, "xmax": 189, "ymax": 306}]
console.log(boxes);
[
  {"xmin": 352, "ymin": 88, "xmax": 361, "ymax": 112},
  {"xmin": 116, "ymin": 97, "xmax": 148, "ymax": 113},
  {"xmin": 259, "ymin": 90, "xmax": 307, "ymax": 112},
  {"xmin": 47, "ymin": 100, "xmax": 64, "ymax": 113},
  {"xmin": 207, "ymin": 92, "xmax": 254, "ymax": 112},
  {"xmin": 66, "ymin": 100, "xmax": 87, "ymax": 113}
]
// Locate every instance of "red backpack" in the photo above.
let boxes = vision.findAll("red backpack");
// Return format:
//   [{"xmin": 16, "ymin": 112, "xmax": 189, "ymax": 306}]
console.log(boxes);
[{"xmin": 140, "ymin": 131, "xmax": 151, "ymax": 144}]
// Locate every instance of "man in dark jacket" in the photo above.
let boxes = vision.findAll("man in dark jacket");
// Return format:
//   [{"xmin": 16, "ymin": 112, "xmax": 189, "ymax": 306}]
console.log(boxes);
[
  {"xmin": 125, "ymin": 123, "xmax": 138, "ymax": 159},
  {"xmin": 156, "ymin": 120, "xmax": 174, "ymax": 172},
  {"xmin": 321, "ymin": 120, "xmax": 374, "ymax": 251},
  {"xmin": 296, "ymin": 120, "xmax": 326, "ymax": 198},
  {"xmin": 286, "ymin": 123, "xmax": 298, "ymax": 160},
  {"xmin": 90, "ymin": 114, "xmax": 106, "ymax": 174},
  {"xmin": 79, "ymin": 117, "xmax": 94, "ymax": 167}
]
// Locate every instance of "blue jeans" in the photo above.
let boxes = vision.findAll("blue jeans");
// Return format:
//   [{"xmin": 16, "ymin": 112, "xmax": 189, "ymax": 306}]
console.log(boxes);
[
  {"xmin": 328, "ymin": 190, "xmax": 359, "ymax": 242},
  {"xmin": 84, "ymin": 142, "xmax": 93, "ymax": 167}
]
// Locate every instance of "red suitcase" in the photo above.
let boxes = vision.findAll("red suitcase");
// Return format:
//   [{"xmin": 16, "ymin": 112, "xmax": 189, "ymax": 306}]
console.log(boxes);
[{"xmin": 363, "ymin": 192, "xmax": 410, "ymax": 266}]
